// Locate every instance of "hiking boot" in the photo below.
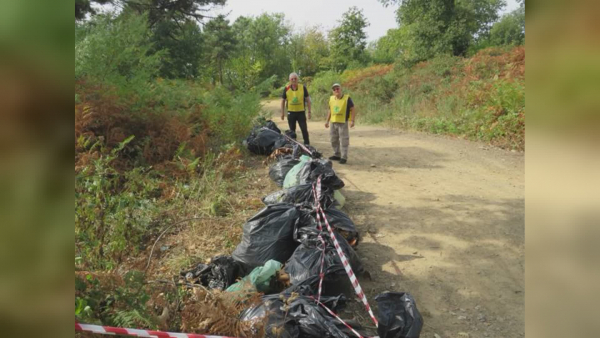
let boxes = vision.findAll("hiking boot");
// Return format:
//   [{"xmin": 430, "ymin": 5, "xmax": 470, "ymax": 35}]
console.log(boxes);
[
  {"xmin": 329, "ymin": 155, "xmax": 341, "ymax": 161},
  {"xmin": 339, "ymin": 158, "xmax": 347, "ymax": 164}
]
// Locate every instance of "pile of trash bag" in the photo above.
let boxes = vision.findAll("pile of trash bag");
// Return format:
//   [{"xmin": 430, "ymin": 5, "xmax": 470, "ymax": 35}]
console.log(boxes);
[{"xmin": 179, "ymin": 133, "xmax": 423, "ymax": 338}]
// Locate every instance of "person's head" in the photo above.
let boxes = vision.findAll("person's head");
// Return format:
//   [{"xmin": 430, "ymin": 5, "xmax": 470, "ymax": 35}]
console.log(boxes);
[
  {"xmin": 289, "ymin": 72, "xmax": 299, "ymax": 84},
  {"xmin": 331, "ymin": 83, "xmax": 342, "ymax": 97}
]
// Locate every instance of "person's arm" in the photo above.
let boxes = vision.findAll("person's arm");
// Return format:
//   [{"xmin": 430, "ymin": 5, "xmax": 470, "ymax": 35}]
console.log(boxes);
[
  {"xmin": 349, "ymin": 106, "xmax": 356, "ymax": 128},
  {"xmin": 325, "ymin": 108, "xmax": 331, "ymax": 128}
]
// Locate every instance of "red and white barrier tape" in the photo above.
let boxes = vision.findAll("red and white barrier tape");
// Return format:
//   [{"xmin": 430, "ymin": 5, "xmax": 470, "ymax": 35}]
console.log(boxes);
[
  {"xmin": 75, "ymin": 322, "xmax": 237, "ymax": 338},
  {"xmin": 312, "ymin": 182, "xmax": 329, "ymax": 303},
  {"xmin": 309, "ymin": 296, "xmax": 365, "ymax": 338},
  {"xmin": 314, "ymin": 176, "xmax": 379, "ymax": 328}
]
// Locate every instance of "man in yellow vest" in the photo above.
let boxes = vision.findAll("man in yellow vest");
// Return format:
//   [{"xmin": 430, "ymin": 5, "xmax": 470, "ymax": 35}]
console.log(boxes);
[
  {"xmin": 325, "ymin": 83, "xmax": 355, "ymax": 164},
  {"xmin": 280, "ymin": 72, "xmax": 312, "ymax": 145}
]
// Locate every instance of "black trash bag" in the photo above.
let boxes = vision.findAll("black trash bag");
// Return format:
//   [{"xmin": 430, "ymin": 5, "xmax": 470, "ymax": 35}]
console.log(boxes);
[
  {"xmin": 287, "ymin": 184, "xmax": 335, "ymax": 208},
  {"xmin": 304, "ymin": 145, "xmax": 323, "ymax": 159},
  {"xmin": 232, "ymin": 204, "xmax": 311, "ymax": 268},
  {"xmin": 375, "ymin": 292, "xmax": 423, "ymax": 338},
  {"xmin": 246, "ymin": 127, "xmax": 284, "ymax": 155},
  {"xmin": 261, "ymin": 184, "xmax": 335, "ymax": 209},
  {"xmin": 273, "ymin": 137, "xmax": 293, "ymax": 150},
  {"xmin": 309, "ymin": 159, "xmax": 344, "ymax": 189},
  {"xmin": 240, "ymin": 293, "xmax": 362, "ymax": 338},
  {"xmin": 265, "ymin": 120, "xmax": 281, "ymax": 134},
  {"xmin": 292, "ymin": 159, "xmax": 344, "ymax": 190},
  {"xmin": 284, "ymin": 227, "xmax": 364, "ymax": 286},
  {"xmin": 179, "ymin": 255, "xmax": 250, "ymax": 290},
  {"xmin": 318, "ymin": 208, "xmax": 359, "ymax": 245},
  {"xmin": 282, "ymin": 265, "xmax": 351, "ymax": 298},
  {"xmin": 285, "ymin": 129, "xmax": 297, "ymax": 140},
  {"xmin": 269, "ymin": 155, "xmax": 301, "ymax": 187}
]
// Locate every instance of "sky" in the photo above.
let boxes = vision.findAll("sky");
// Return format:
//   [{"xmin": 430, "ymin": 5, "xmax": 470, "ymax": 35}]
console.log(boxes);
[{"xmin": 209, "ymin": 0, "xmax": 521, "ymax": 42}]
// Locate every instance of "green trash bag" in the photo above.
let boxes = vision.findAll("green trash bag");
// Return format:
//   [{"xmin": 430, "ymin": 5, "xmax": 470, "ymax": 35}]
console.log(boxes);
[
  {"xmin": 334, "ymin": 190, "xmax": 345, "ymax": 209},
  {"xmin": 283, "ymin": 155, "xmax": 312, "ymax": 189},
  {"xmin": 225, "ymin": 260, "xmax": 282, "ymax": 293}
]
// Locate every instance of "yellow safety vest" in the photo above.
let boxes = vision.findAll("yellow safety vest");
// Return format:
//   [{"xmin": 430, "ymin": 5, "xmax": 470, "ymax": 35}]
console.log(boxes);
[
  {"xmin": 329, "ymin": 94, "xmax": 350, "ymax": 123},
  {"xmin": 285, "ymin": 84, "xmax": 305, "ymax": 112}
]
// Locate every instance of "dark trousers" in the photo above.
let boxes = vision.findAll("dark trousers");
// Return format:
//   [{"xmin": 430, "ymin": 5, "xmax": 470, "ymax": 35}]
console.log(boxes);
[{"xmin": 287, "ymin": 111, "xmax": 310, "ymax": 145}]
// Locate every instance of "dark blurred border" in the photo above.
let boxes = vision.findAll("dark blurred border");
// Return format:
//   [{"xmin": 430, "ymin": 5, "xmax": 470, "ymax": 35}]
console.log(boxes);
[
  {"xmin": 0, "ymin": 0, "xmax": 73, "ymax": 336},
  {"xmin": 527, "ymin": 0, "xmax": 600, "ymax": 337},
  {"xmin": 1, "ymin": 0, "xmax": 599, "ymax": 337}
]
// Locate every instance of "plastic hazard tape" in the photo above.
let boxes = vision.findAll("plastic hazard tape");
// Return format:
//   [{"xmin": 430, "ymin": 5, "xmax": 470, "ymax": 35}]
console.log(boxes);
[
  {"xmin": 315, "ymin": 176, "xmax": 379, "ymax": 328},
  {"xmin": 312, "ymin": 182, "xmax": 330, "ymax": 303},
  {"xmin": 75, "ymin": 322, "xmax": 237, "ymax": 338},
  {"xmin": 310, "ymin": 296, "xmax": 366, "ymax": 338}
]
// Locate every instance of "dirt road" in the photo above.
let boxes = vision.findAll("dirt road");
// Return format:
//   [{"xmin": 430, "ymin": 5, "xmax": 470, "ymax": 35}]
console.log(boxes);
[{"xmin": 266, "ymin": 100, "xmax": 524, "ymax": 338}]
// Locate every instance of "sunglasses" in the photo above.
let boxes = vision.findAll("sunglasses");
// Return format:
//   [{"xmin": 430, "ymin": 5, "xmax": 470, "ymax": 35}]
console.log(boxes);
[{"xmin": 332, "ymin": 87, "xmax": 340, "ymax": 91}]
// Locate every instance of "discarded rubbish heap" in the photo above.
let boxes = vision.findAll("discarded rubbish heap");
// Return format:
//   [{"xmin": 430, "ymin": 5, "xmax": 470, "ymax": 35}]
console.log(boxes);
[{"xmin": 181, "ymin": 120, "xmax": 423, "ymax": 337}]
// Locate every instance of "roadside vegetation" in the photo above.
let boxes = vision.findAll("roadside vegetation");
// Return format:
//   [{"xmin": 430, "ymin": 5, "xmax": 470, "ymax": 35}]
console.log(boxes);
[
  {"xmin": 75, "ymin": 0, "xmax": 525, "ymax": 333},
  {"xmin": 309, "ymin": 47, "xmax": 525, "ymax": 150}
]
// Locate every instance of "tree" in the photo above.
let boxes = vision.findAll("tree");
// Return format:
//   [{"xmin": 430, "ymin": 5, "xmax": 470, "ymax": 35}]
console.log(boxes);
[
  {"xmin": 379, "ymin": 0, "xmax": 505, "ymax": 64},
  {"xmin": 203, "ymin": 15, "xmax": 236, "ymax": 84},
  {"xmin": 370, "ymin": 28, "xmax": 405, "ymax": 63},
  {"xmin": 228, "ymin": 14, "xmax": 291, "ymax": 87},
  {"xmin": 75, "ymin": 13, "xmax": 164, "ymax": 96},
  {"xmin": 76, "ymin": 0, "xmax": 226, "ymax": 22},
  {"xmin": 151, "ymin": 20, "xmax": 204, "ymax": 79},
  {"xmin": 489, "ymin": 6, "xmax": 524, "ymax": 46},
  {"xmin": 247, "ymin": 13, "xmax": 291, "ymax": 82},
  {"xmin": 76, "ymin": 0, "xmax": 113, "ymax": 20},
  {"xmin": 289, "ymin": 26, "xmax": 330, "ymax": 76},
  {"xmin": 329, "ymin": 7, "xmax": 370, "ymax": 71}
]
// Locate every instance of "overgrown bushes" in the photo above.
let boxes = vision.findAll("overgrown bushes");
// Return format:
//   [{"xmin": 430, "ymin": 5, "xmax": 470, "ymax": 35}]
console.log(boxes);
[
  {"xmin": 309, "ymin": 47, "xmax": 525, "ymax": 150},
  {"xmin": 75, "ymin": 12, "xmax": 266, "ymax": 271}
]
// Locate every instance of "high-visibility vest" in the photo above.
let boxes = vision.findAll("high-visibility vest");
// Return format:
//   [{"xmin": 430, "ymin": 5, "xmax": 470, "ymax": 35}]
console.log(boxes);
[
  {"xmin": 329, "ymin": 94, "xmax": 350, "ymax": 123},
  {"xmin": 285, "ymin": 84, "xmax": 305, "ymax": 112}
]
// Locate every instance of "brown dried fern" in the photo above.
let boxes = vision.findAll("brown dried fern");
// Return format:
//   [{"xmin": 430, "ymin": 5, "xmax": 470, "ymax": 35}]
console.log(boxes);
[{"xmin": 181, "ymin": 288, "xmax": 265, "ymax": 338}]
